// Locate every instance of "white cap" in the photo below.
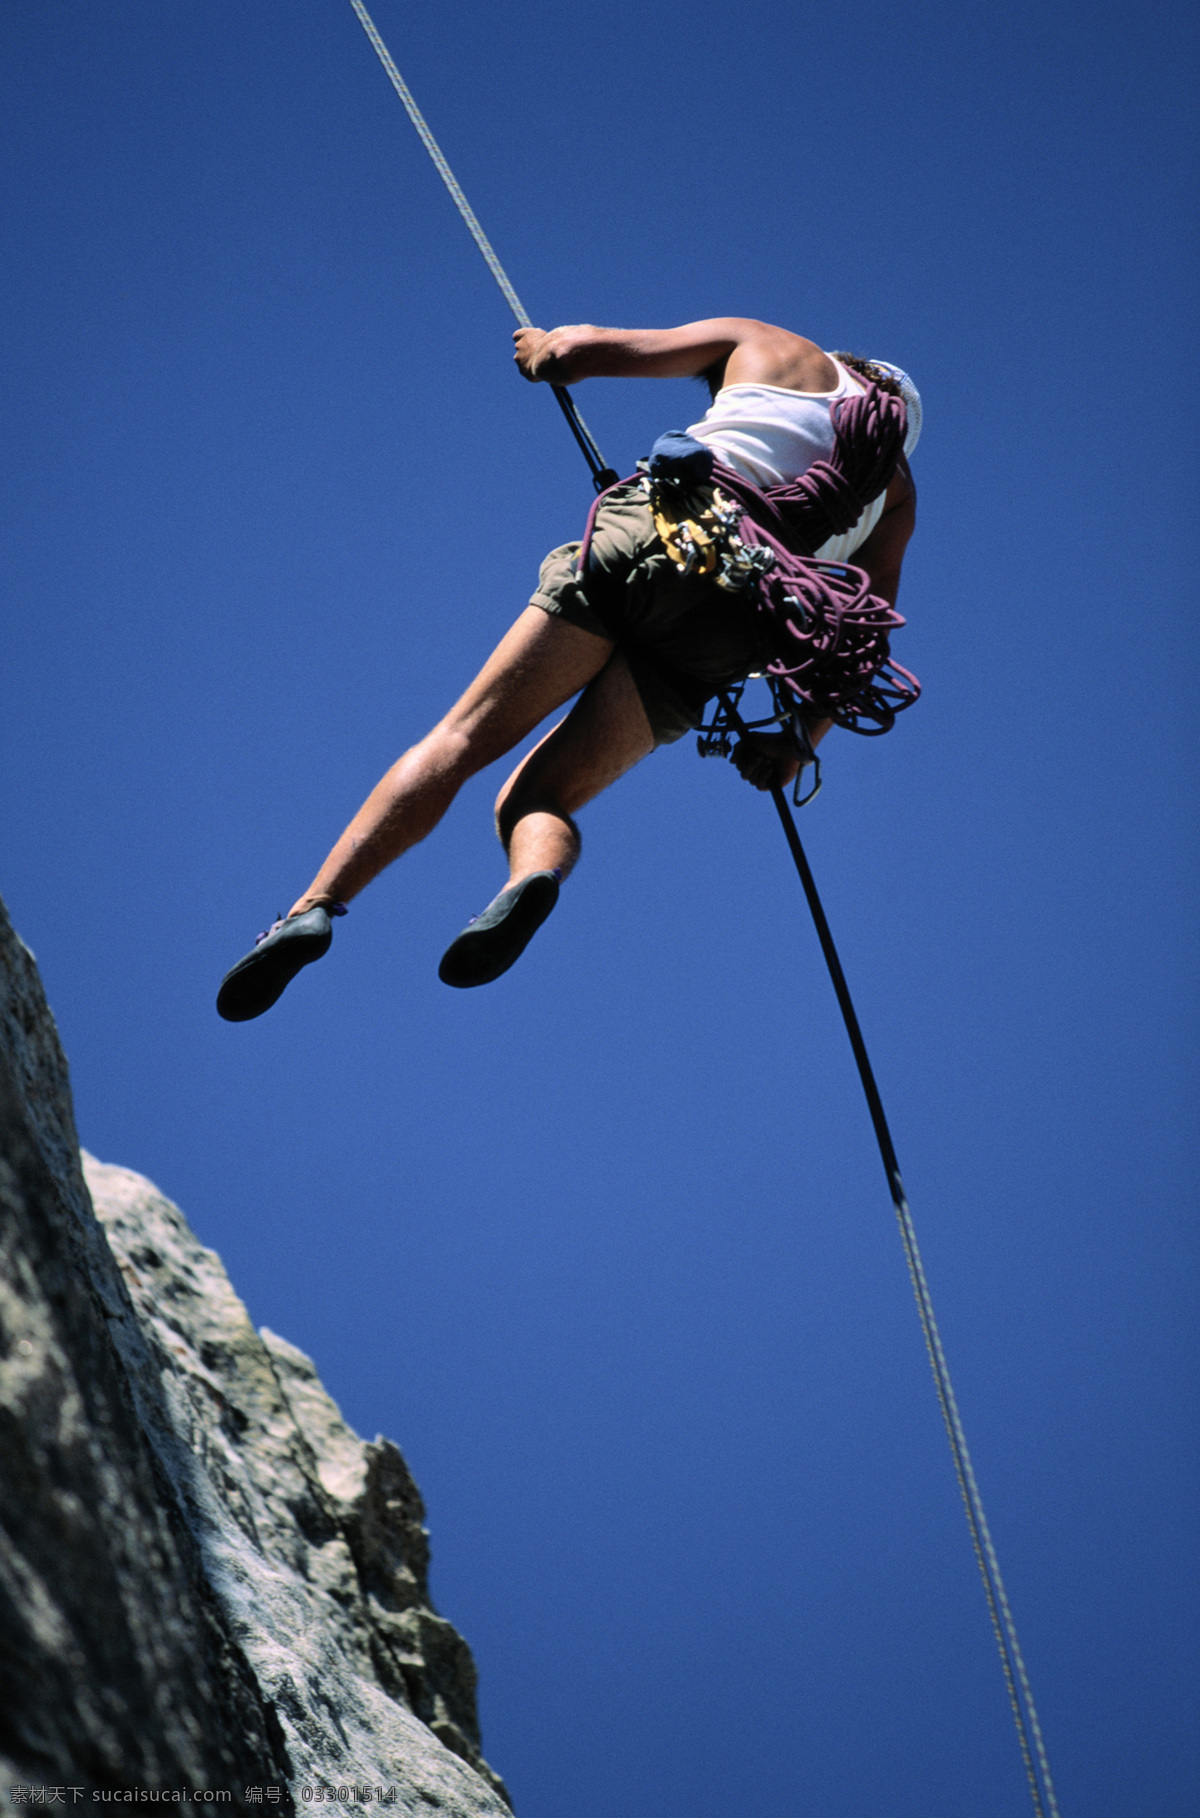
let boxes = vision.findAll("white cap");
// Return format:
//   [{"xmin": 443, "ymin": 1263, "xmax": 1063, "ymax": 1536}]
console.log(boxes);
[{"xmin": 870, "ymin": 360, "xmax": 922, "ymax": 457}]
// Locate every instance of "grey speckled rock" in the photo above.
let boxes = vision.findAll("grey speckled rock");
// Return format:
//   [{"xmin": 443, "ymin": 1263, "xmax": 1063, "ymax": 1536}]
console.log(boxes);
[
  {"xmin": 0, "ymin": 902, "xmax": 288, "ymax": 1803},
  {"xmin": 85, "ymin": 1158, "xmax": 509, "ymax": 1810},
  {"xmin": 0, "ymin": 893, "xmax": 510, "ymax": 1816}
]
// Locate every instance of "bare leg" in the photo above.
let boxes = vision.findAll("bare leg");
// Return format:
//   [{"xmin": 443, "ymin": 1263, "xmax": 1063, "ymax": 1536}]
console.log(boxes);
[
  {"xmin": 288, "ymin": 608, "xmax": 613, "ymax": 917},
  {"xmin": 493, "ymin": 651, "xmax": 655, "ymax": 883},
  {"xmin": 432, "ymin": 653, "xmax": 655, "ymax": 988}
]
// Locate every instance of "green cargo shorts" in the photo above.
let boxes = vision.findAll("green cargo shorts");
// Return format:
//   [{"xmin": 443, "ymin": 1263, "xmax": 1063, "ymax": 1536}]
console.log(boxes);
[{"xmin": 529, "ymin": 483, "xmax": 768, "ymax": 744}]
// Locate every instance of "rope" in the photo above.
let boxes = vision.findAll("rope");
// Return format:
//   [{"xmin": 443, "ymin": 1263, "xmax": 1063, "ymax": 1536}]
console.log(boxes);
[
  {"xmin": 721, "ymin": 695, "xmax": 1062, "ymax": 1818},
  {"xmin": 339, "ymin": 14, "xmax": 1058, "ymax": 1806},
  {"xmin": 346, "ymin": 0, "xmax": 617, "ymax": 489}
]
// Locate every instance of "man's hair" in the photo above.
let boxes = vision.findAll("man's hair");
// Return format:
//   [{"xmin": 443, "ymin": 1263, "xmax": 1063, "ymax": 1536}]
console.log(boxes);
[{"xmin": 829, "ymin": 352, "xmax": 905, "ymax": 398}]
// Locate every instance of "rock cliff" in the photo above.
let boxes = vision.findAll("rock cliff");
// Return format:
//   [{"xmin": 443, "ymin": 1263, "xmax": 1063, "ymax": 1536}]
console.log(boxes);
[{"xmin": 0, "ymin": 895, "xmax": 509, "ymax": 1815}]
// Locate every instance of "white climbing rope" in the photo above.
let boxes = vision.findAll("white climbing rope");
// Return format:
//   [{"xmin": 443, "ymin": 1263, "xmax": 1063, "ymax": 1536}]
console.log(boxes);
[
  {"xmin": 759, "ymin": 770, "xmax": 1061, "ymax": 1818},
  {"xmin": 346, "ymin": 0, "xmax": 613, "ymax": 484},
  {"xmin": 347, "ymin": 0, "xmax": 531, "ymax": 325},
  {"xmin": 893, "ymin": 1183, "xmax": 1060, "ymax": 1817}
]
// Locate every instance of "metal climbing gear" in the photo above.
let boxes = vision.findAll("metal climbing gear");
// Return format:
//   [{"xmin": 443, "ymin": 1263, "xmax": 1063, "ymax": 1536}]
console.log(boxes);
[
  {"xmin": 696, "ymin": 681, "xmax": 824, "ymax": 807},
  {"xmin": 642, "ymin": 468, "xmax": 777, "ymax": 591}
]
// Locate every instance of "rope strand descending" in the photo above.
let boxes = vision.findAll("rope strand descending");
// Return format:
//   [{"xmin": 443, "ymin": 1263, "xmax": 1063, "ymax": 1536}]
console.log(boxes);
[{"xmin": 737, "ymin": 711, "xmax": 1062, "ymax": 1818}]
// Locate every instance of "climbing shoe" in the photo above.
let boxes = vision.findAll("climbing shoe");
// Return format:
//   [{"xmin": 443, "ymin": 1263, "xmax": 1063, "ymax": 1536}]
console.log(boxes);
[
  {"xmin": 216, "ymin": 904, "xmax": 339, "ymax": 1022},
  {"xmin": 438, "ymin": 871, "xmax": 560, "ymax": 989}
]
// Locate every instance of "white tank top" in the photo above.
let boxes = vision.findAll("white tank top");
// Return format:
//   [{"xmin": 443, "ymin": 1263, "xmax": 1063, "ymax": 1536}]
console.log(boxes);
[{"xmin": 684, "ymin": 357, "xmax": 886, "ymax": 562}]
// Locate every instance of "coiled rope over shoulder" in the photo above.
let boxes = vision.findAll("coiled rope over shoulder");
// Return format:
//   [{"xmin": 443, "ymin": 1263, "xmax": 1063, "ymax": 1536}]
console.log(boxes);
[
  {"xmin": 773, "ymin": 383, "xmax": 910, "ymax": 549},
  {"xmin": 698, "ymin": 383, "xmax": 919, "ymax": 732}
]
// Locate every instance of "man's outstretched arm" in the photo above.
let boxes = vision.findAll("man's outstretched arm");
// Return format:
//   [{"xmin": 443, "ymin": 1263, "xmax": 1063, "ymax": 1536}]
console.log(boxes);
[
  {"xmin": 513, "ymin": 320, "xmax": 837, "ymax": 392},
  {"xmin": 847, "ymin": 460, "xmax": 917, "ymax": 609}
]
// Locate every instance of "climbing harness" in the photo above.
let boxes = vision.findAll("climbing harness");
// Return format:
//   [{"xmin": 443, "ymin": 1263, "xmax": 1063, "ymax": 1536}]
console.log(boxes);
[
  {"xmin": 631, "ymin": 406, "xmax": 921, "ymax": 739},
  {"xmin": 602, "ymin": 448, "xmax": 822, "ymax": 800},
  {"xmin": 342, "ymin": 7, "xmax": 1061, "ymax": 1813},
  {"xmin": 588, "ymin": 416, "xmax": 920, "ymax": 800},
  {"xmin": 639, "ymin": 433, "xmax": 774, "ymax": 588}
]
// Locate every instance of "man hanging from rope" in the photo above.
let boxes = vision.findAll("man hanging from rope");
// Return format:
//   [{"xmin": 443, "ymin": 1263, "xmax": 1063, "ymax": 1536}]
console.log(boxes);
[{"xmin": 216, "ymin": 317, "xmax": 921, "ymax": 1020}]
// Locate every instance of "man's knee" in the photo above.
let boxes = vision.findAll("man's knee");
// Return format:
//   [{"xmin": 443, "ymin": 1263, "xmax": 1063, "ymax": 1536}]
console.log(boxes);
[
  {"xmin": 494, "ymin": 783, "xmax": 579, "ymax": 851},
  {"xmin": 420, "ymin": 717, "xmax": 493, "ymax": 786}
]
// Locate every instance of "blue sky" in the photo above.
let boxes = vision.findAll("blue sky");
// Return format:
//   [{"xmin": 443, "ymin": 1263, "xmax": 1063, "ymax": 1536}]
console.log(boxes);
[{"xmin": 2, "ymin": 1, "xmax": 1197, "ymax": 1812}]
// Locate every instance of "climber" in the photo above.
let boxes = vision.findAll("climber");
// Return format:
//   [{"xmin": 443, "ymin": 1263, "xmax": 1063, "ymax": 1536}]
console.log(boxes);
[{"xmin": 216, "ymin": 316, "xmax": 920, "ymax": 1021}]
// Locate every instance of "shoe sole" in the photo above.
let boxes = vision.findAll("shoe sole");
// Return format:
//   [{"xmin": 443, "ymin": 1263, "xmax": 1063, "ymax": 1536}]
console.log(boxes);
[
  {"xmin": 216, "ymin": 911, "xmax": 332, "ymax": 1022},
  {"xmin": 438, "ymin": 873, "xmax": 560, "ymax": 989}
]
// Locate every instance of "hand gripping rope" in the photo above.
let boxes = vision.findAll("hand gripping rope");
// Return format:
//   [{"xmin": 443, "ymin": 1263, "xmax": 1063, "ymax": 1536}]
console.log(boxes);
[{"xmin": 344, "ymin": 7, "xmax": 1060, "ymax": 1812}]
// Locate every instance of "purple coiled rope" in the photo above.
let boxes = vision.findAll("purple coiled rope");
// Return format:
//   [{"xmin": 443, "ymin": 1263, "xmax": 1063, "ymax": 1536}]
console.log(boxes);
[
  {"xmin": 708, "ymin": 385, "xmax": 919, "ymax": 733},
  {"xmin": 768, "ymin": 384, "xmax": 910, "ymax": 549},
  {"xmin": 579, "ymin": 384, "xmax": 921, "ymax": 735}
]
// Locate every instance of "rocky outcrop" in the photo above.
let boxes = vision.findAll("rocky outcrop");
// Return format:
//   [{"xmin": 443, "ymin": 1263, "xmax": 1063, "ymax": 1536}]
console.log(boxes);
[{"xmin": 0, "ymin": 896, "xmax": 509, "ymax": 1814}]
